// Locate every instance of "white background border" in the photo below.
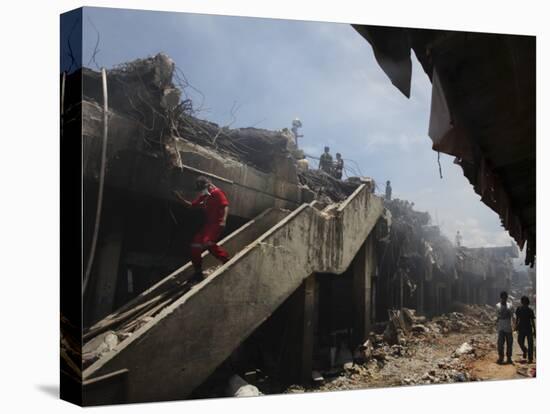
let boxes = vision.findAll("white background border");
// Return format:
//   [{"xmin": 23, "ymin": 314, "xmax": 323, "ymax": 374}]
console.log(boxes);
[{"xmin": 0, "ymin": 0, "xmax": 546, "ymax": 412}]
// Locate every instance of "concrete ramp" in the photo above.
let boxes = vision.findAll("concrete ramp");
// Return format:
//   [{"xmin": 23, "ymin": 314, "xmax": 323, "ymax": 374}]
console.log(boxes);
[
  {"xmin": 82, "ymin": 185, "xmax": 384, "ymax": 404},
  {"xmin": 83, "ymin": 207, "xmax": 289, "ymax": 342}
]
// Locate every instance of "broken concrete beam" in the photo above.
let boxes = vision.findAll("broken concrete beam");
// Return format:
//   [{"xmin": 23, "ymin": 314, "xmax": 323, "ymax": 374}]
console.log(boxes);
[
  {"xmin": 160, "ymin": 88, "xmax": 181, "ymax": 110},
  {"xmin": 226, "ymin": 375, "xmax": 262, "ymax": 397}
]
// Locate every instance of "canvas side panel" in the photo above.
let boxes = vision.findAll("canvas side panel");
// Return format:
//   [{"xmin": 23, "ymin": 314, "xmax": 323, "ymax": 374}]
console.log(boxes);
[{"xmin": 60, "ymin": 7, "xmax": 84, "ymax": 407}]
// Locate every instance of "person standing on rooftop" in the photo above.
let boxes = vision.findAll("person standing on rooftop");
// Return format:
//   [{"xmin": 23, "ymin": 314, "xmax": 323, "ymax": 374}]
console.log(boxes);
[
  {"xmin": 319, "ymin": 146, "xmax": 333, "ymax": 174},
  {"xmin": 333, "ymin": 153, "xmax": 344, "ymax": 179},
  {"xmin": 385, "ymin": 180, "xmax": 392, "ymax": 200}
]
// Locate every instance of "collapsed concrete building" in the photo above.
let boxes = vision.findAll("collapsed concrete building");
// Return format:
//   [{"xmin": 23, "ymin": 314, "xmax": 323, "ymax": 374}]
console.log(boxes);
[
  {"xmin": 62, "ymin": 54, "xmax": 382, "ymax": 404},
  {"xmin": 456, "ymin": 245, "xmax": 519, "ymax": 306},
  {"xmin": 376, "ymin": 200, "xmax": 519, "ymax": 320},
  {"xmin": 60, "ymin": 53, "xmax": 525, "ymax": 405}
]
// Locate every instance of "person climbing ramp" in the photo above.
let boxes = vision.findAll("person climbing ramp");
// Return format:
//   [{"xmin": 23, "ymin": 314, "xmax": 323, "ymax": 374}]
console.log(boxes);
[{"xmin": 174, "ymin": 176, "xmax": 230, "ymax": 282}]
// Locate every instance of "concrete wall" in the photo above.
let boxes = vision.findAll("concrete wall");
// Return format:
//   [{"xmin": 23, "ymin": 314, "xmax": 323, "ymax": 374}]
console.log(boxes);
[
  {"xmin": 175, "ymin": 140, "xmax": 302, "ymax": 219},
  {"xmin": 83, "ymin": 185, "xmax": 384, "ymax": 404},
  {"xmin": 352, "ymin": 235, "xmax": 377, "ymax": 346}
]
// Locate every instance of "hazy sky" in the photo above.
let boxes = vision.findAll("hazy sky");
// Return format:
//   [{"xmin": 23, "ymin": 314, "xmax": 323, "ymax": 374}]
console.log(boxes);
[{"xmin": 74, "ymin": 7, "xmax": 515, "ymax": 249}]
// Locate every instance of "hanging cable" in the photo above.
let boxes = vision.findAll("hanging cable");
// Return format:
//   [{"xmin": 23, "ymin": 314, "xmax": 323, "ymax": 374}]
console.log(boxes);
[
  {"xmin": 83, "ymin": 67, "xmax": 109, "ymax": 294},
  {"xmin": 61, "ymin": 72, "xmax": 66, "ymax": 143}
]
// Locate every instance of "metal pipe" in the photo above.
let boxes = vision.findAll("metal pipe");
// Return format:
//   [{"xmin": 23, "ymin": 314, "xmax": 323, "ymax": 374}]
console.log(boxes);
[{"xmin": 179, "ymin": 162, "xmax": 300, "ymax": 204}]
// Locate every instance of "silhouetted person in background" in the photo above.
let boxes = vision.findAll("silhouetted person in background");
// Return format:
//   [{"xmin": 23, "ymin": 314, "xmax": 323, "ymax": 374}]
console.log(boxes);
[
  {"xmin": 496, "ymin": 291, "xmax": 515, "ymax": 364},
  {"xmin": 515, "ymin": 296, "xmax": 536, "ymax": 363},
  {"xmin": 333, "ymin": 153, "xmax": 344, "ymax": 179},
  {"xmin": 456, "ymin": 230, "xmax": 463, "ymax": 247},
  {"xmin": 319, "ymin": 146, "xmax": 333, "ymax": 174},
  {"xmin": 385, "ymin": 180, "xmax": 392, "ymax": 200}
]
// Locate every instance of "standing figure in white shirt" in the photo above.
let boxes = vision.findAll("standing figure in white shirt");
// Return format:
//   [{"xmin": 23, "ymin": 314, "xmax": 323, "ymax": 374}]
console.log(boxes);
[{"xmin": 496, "ymin": 291, "xmax": 515, "ymax": 365}]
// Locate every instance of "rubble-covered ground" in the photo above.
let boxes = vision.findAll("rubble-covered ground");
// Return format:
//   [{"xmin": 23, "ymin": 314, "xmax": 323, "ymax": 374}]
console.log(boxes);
[{"xmin": 284, "ymin": 305, "xmax": 536, "ymax": 394}]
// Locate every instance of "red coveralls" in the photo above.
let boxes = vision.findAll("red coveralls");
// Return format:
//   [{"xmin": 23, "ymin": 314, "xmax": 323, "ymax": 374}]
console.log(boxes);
[{"xmin": 190, "ymin": 186, "xmax": 230, "ymax": 271}]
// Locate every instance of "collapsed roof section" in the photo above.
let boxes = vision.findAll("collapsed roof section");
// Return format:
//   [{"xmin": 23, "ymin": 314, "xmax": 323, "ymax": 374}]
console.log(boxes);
[
  {"xmin": 382, "ymin": 199, "xmax": 455, "ymax": 285},
  {"xmin": 82, "ymin": 53, "xmax": 295, "ymax": 174},
  {"xmin": 382, "ymin": 198, "xmax": 518, "ymax": 287},
  {"xmin": 353, "ymin": 26, "xmax": 536, "ymax": 266},
  {"xmin": 457, "ymin": 244, "xmax": 519, "ymax": 280},
  {"xmin": 80, "ymin": 53, "xmax": 361, "ymax": 204}
]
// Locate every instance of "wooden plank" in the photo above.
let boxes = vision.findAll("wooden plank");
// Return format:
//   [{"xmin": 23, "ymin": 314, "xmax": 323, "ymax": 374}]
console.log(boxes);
[{"xmin": 84, "ymin": 292, "xmax": 169, "ymax": 341}]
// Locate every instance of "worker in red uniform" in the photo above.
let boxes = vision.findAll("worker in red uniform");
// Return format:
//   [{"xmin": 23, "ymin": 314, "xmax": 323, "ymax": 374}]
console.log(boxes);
[{"xmin": 173, "ymin": 176, "xmax": 230, "ymax": 281}]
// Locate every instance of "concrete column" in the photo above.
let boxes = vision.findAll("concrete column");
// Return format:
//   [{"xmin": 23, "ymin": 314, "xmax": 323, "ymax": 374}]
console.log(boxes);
[
  {"xmin": 445, "ymin": 283, "xmax": 452, "ymax": 312},
  {"xmin": 371, "ymin": 269, "xmax": 377, "ymax": 324},
  {"xmin": 352, "ymin": 236, "xmax": 375, "ymax": 347},
  {"xmin": 300, "ymin": 274, "xmax": 316, "ymax": 384},
  {"xmin": 479, "ymin": 283, "xmax": 488, "ymax": 305},
  {"xmin": 434, "ymin": 284, "xmax": 440, "ymax": 314},
  {"xmin": 366, "ymin": 241, "xmax": 375, "ymax": 329},
  {"xmin": 417, "ymin": 277, "xmax": 425, "ymax": 315},
  {"xmin": 432, "ymin": 286, "xmax": 437, "ymax": 314},
  {"xmin": 399, "ymin": 270, "xmax": 404, "ymax": 309},
  {"xmin": 90, "ymin": 226, "xmax": 123, "ymax": 323},
  {"xmin": 451, "ymin": 281, "xmax": 458, "ymax": 303},
  {"xmin": 286, "ymin": 273, "xmax": 316, "ymax": 384},
  {"xmin": 352, "ymin": 242, "xmax": 367, "ymax": 347}
]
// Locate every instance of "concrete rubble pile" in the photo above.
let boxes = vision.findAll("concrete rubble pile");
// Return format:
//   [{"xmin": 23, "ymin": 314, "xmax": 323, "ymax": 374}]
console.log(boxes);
[
  {"xmin": 82, "ymin": 53, "xmax": 297, "ymax": 174},
  {"xmin": 426, "ymin": 305, "xmax": 495, "ymax": 335},
  {"xmin": 298, "ymin": 170, "xmax": 365, "ymax": 202},
  {"xmin": 400, "ymin": 357, "xmax": 471, "ymax": 385},
  {"xmin": 379, "ymin": 199, "xmax": 438, "ymax": 293},
  {"xmin": 293, "ymin": 304, "xmax": 497, "ymax": 391},
  {"xmin": 375, "ymin": 198, "xmax": 459, "ymax": 318},
  {"xmin": 384, "ymin": 198, "xmax": 456, "ymax": 265},
  {"xmin": 381, "ymin": 305, "xmax": 495, "ymax": 344}
]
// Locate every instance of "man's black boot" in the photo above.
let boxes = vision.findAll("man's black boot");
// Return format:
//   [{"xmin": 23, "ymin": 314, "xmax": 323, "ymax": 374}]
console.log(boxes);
[{"xmin": 190, "ymin": 270, "xmax": 205, "ymax": 283}]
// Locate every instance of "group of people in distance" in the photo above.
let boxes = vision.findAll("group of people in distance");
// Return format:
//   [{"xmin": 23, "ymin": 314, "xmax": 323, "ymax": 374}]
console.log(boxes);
[
  {"xmin": 319, "ymin": 146, "xmax": 344, "ymax": 179},
  {"xmin": 496, "ymin": 291, "xmax": 536, "ymax": 364}
]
